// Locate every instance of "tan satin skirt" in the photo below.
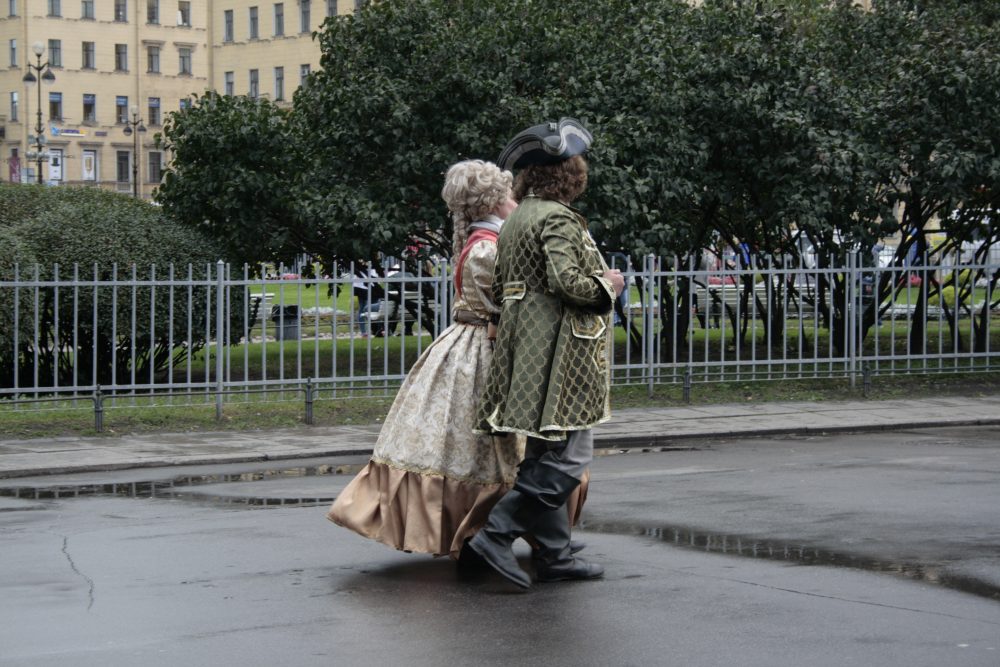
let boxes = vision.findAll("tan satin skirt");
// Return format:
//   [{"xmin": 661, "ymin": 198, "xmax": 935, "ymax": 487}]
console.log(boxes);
[
  {"xmin": 327, "ymin": 460, "xmax": 589, "ymax": 559},
  {"xmin": 326, "ymin": 320, "xmax": 587, "ymax": 559}
]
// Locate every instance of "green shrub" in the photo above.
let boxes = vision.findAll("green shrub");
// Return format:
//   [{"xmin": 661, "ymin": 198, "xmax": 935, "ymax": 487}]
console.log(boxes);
[{"xmin": 0, "ymin": 184, "xmax": 237, "ymax": 392}]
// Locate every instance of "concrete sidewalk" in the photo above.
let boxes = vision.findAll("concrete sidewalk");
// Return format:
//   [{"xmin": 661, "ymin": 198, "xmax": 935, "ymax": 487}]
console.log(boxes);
[{"xmin": 1, "ymin": 395, "xmax": 998, "ymax": 479}]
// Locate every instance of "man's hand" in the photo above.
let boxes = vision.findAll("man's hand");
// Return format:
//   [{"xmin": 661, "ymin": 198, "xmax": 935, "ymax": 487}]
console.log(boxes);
[
  {"xmin": 487, "ymin": 322, "xmax": 497, "ymax": 349},
  {"xmin": 603, "ymin": 269, "xmax": 626, "ymax": 297}
]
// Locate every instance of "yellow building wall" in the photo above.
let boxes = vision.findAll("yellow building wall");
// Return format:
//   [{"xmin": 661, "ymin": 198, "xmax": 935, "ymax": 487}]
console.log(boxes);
[{"xmin": 0, "ymin": 0, "xmax": 358, "ymax": 198}]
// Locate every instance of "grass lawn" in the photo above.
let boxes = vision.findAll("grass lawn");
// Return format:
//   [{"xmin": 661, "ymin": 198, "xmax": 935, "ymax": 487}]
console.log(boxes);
[{"xmin": 2, "ymin": 369, "xmax": 999, "ymax": 440}]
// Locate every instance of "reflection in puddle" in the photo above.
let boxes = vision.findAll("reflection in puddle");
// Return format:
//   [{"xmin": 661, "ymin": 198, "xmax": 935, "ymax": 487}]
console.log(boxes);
[
  {"xmin": 171, "ymin": 494, "xmax": 336, "ymax": 507},
  {"xmin": 581, "ymin": 519, "xmax": 1000, "ymax": 602},
  {"xmin": 0, "ymin": 462, "xmax": 365, "ymax": 507}
]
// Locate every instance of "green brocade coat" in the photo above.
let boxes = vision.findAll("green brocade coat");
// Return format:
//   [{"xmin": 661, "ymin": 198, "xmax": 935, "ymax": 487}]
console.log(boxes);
[{"xmin": 476, "ymin": 195, "xmax": 615, "ymax": 441}]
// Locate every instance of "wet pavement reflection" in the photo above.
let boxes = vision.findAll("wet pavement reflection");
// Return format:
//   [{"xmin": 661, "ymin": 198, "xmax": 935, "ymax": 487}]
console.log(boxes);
[
  {"xmin": 3, "ymin": 448, "xmax": 999, "ymax": 605},
  {"xmin": 0, "ymin": 462, "xmax": 367, "ymax": 507},
  {"xmin": 581, "ymin": 518, "xmax": 1000, "ymax": 602}
]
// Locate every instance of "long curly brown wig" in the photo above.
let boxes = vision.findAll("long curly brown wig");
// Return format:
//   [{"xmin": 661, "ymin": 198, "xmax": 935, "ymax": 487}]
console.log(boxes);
[{"xmin": 511, "ymin": 155, "xmax": 588, "ymax": 204}]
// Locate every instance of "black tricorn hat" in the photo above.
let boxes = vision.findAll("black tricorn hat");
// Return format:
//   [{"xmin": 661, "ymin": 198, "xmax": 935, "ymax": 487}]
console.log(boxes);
[{"xmin": 497, "ymin": 117, "xmax": 593, "ymax": 171}]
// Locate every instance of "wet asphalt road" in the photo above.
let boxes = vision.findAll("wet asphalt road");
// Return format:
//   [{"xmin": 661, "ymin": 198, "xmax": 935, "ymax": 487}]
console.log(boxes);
[{"xmin": 1, "ymin": 426, "xmax": 999, "ymax": 666}]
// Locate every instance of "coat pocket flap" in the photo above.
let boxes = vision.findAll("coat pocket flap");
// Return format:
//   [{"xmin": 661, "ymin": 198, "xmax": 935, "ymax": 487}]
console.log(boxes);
[
  {"xmin": 503, "ymin": 281, "xmax": 526, "ymax": 301},
  {"xmin": 571, "ymin": 314, "xmax": 607, "ymax": 339}
]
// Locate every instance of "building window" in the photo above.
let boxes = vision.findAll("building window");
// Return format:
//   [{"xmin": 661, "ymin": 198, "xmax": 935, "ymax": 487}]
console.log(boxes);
[
  {"xmin": 179, "ymin": 98, "xmax": 191, "ymax": 110},
  {"xmin": 299, "ymin": 0, "xmax": 309, "ymax": 32},
  {"xmin": 49, "ymin": 92, "xmax": 62, "ymax": 120},
  {"xmin": 326, "ymin": 0, "xmax": 335, "ymax": 17},
  {"xmin": 147, "ymin": 151, "xmax": 163, "ymax": 183},
  {"xmin": 274, "ymin": 66, "xmax": 284, "ymax": 101},
  {"xmin": 116, "ymin": 96, "xmax": 128, "ymax": 124},
  {"xmin": 147, "ymin": 0, "xmax": 158, "ymax": 23},
  {"xmin": 82, "ymin": 41, "xmax": 95, "ymax": 69},
  {"xmin": 249, "ymin": 69, "xmax": 259, "ymax": 99},
  {"xmin": 223, "ymin": 9, "xmax": 233, "ymax": 41},
  {"xmin": 224, "ymin": 71, "xmax": 234, "ymax": 96},
  {"xmin": 273, "ymin": 3, "xmax": 283, "ymax": 36},
  {"xmin": 8, "ymin": 39, "xmax": 15, "ymax": 68},
  {"xmin": 10, "ymin": 91, "xmax": 18, "ymax": 122},
  {"xmin": 47, "ymin": 0, "xmax": 59, "ymax": 16},
  {"xmin": 80, "ymin": 0, "xmax": 93, "ymax": 18},
  {"xmin": 354, "ymin": 0, "xmax": 366, "ymax": 12},
  {"xmin": 299, "ymin": 63, "xmax": 310, "ymax": 86},
  {"xmin": 148, "ymin": 97, "xmax": 160, "ymax": 125},
  {"xmin": 147, "ymin": 46, "xmax": 160, "ymax": 73},
  {"xmin": 178, "ymin": 47, "xmax": 191, "ymax": 75},
  {"xmin": 47, "ymin": 39, "xmax": 61, "ymax": 67},
  {"xmin": 249, "ymin": 6, "xmax": 258, "ymax": 39},
  {"xmin": 114, "ymin": 0, "xmax": 126, "ymax": 21},
  {"xmin": 9, "ymin": 0, "xmax": 16, "ymax": 17},
  {"xmin": 116, "ymin": 150, "xmax": 130, "ymax": 183},
  {"xmin": 82, "ymin": 93, "xmax": 96, "ymax": 123},
  {"xmin": 115, "ymin": 44, "xmax": 128, "ymax": 71},
  {"xmin": 177, "ymin": 0, "xmax": 190, "ymax": 26}
]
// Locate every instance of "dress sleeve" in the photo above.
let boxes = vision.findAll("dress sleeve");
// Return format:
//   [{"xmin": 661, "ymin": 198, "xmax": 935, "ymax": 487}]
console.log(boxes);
[
  {"xmin": 540, "ymin": 210, "xmax": 614, "ymax": 313},
  {"xmin": 461, "ymin": 239, "xmax": 501, "ymax": 317}
]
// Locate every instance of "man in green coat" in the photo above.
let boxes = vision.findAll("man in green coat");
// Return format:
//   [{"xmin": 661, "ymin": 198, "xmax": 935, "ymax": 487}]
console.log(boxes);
[{"xmin": 469, "ymin": 118, "xmax": 625, "ymax": 588}]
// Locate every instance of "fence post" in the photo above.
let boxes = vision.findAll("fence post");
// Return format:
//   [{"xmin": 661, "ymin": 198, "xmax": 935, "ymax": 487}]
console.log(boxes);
[
  {"xmin": 862, "ymin": 363, "xmax": 872, "ymax": 397},
  {"xmin": 304, "ymin": 377, "xmax": 314, "ymax": 425},
  {"xmin": 645, "ymin": 254, "xmax": 656, "ymax": 398},
  {"xmin": 683, "ymin": 369, "xmax": 692, "ymax": 404},
  {"xmin": 848, "ymin": 250, "xmax": 858, "ymax": 389},
  {"xmin": 215, "ymin": 259, "xmax": 225, "ymax": 421},
  {"xmin": 93, "ymin": 385, "xmax": 104, "ymax": 433}
]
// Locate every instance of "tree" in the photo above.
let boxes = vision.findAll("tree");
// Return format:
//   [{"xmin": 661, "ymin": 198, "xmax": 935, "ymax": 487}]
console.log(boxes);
[
  {"xmin": 155, "ymin": 92, "xmax": 302, "ymax": 272},
  {"xmin": 857, "ymin": 1, "xmax": 1000, "ymax": 350},
  {"xmin": 153, "ymin": 0, "xmax": 999, "ymax": 359}
]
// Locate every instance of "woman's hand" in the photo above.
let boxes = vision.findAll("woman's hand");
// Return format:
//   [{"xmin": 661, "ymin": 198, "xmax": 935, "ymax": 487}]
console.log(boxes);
[{"xmin": 487, "ymin": 322, "xmax": 498, "ymax": 349}]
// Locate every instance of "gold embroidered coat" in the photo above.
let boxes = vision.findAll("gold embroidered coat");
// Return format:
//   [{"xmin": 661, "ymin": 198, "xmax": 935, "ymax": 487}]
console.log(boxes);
[{"xmin": 477, "ymin": 196, "xmax": 615, "ymax": 440}]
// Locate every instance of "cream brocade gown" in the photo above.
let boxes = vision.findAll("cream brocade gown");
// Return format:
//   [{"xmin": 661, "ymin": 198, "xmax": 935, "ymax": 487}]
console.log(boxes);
[{"xmin": 327, "ymin": 237, "xmax": 526, "ymax": 558}]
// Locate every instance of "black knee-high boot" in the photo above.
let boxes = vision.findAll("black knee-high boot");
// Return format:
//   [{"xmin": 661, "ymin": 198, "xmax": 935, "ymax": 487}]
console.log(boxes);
[
  {"xmin": 530, "ymin": 504, "xmax": 604, "ymax": 582},
  {"xmin": 468, "ymin": 459, "xmax": 580, "ymax": 588}
]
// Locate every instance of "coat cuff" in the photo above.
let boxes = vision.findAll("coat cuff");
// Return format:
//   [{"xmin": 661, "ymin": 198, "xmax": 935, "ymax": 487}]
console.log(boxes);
[{"xmin": 589, "ymin": 275, "xmax": 615, "ymax": 315}]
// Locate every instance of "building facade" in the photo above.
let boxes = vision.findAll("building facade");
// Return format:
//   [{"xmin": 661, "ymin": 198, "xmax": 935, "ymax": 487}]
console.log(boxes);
[{"xmin": 0, "ymin": 0, "xmax": 360, "ymax": 197}]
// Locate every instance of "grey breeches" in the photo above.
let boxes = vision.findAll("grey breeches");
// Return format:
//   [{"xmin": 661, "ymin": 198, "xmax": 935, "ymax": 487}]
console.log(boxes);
[{"xmin": 524, "ymin": 429, "xmax": 593, "ymax": 481}]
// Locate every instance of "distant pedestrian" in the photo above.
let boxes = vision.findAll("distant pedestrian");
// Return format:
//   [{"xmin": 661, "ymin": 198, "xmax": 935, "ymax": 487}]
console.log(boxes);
[{"xmin": 350, "ymin": 267, "xmax": 376, "ymax": 336}]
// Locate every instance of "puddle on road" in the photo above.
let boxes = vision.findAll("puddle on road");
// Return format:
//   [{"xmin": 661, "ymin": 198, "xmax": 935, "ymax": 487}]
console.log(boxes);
[
  {"xmin": 0, "ymin": 463, "xmax": 366, "ymax": 507},
  {"xmin": 580, "ymin": 519, "xmax": 1000, "ymax": 601}
]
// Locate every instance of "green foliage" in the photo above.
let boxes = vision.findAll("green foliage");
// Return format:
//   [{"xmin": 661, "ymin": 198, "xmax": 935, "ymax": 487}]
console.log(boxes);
[
  {"xmin": 155, "ymin": 92, "xmax": 301, "ymax": 271},
  {"xmin": 0, "ymin": 225, "xmax": 36, "ymax": 364},
  {"xmin": 0, "ymin": 184, "xmax": 229, "ymax": 391},
  {"xmin": 9, "ymin": 185, "xmax": 218, "ymax": 271},
  {"xmin": 153, "ymin": 0, "xmax": 999, "ymax": 358},
  {"xmin": 157, "ymin": 0, "xmax": 999, "ymax": 269}
]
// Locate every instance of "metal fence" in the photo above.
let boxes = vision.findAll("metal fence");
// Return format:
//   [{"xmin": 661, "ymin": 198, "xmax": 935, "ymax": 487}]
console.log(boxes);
[{"xmin": 1, "ymin": 253, "xmax": 998, "ymax": 420}]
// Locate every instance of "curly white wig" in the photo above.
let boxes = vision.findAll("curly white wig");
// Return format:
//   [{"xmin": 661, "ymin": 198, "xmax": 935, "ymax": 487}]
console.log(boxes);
[{"xmin": 441, "ymin": 159, "xmax": 513, "ymax": 256}]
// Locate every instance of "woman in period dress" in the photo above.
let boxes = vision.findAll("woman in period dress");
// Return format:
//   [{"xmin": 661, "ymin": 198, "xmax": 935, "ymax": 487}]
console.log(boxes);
[{"xmin": 326, "ymin": 159, "xmax": 526, "ymax": 558}]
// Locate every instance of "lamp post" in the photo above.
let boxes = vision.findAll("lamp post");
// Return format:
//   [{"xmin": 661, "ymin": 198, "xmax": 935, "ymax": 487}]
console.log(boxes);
[
  {"xmin": 21, "ymin": 41, "xmax": 55, "ymax": 185},
  {"xmin": 122, "ymin": 105, "xmax": 146, "ymax": 198}
]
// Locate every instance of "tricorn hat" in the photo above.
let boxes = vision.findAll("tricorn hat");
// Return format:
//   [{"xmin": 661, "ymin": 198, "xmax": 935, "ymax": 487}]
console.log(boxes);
[{"xmin": 497, "ymin": 117, "xmax": 593, "ymax": 171}]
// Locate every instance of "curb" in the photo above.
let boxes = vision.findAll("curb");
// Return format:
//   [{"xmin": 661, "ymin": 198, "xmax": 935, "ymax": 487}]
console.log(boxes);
[
  {"xmin": 3, "ymin": 416, "xmax": 1000, "ymax": 481},
  {"xmin": 593, "ymin": 416, "xmax": 1000, "ymax": 449}
]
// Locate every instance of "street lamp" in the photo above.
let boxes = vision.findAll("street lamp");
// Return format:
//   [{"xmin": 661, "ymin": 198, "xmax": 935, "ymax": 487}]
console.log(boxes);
[
  {"xmin": 21, "ymin": 41, "xmax": 55, "ymax": 185},
  {"xmin": 122, "ymin": 105, "xmax": 146, "ymax": 198}
]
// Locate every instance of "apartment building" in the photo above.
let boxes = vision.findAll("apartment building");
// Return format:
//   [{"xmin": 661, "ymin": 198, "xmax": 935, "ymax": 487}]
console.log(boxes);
[{"xmin": 0, "ymin": 0, "xmax": 361, "ymax": 197}]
